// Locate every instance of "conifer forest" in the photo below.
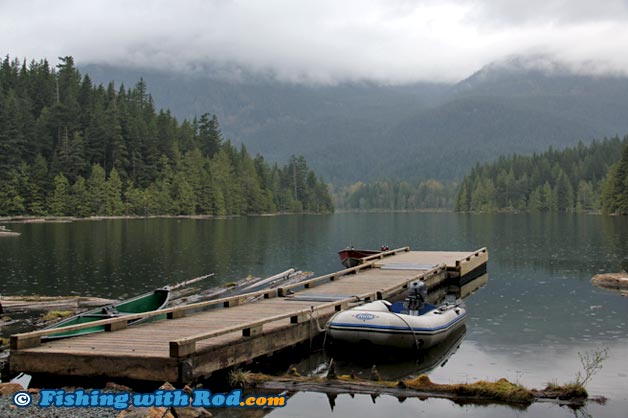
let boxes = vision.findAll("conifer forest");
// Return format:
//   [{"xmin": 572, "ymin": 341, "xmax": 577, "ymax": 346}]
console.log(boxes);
[
  {"xmin": 0, "ymin": 56, "xmax": 333, "ymax": 217},
  {"xmin": 455, "ymin": 136, "xmax": 628, "ymax": 214}
]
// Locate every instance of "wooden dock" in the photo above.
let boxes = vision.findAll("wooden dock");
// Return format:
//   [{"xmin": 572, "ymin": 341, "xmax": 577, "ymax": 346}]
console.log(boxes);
[{"xmin": 10, "ymin": 247, "xmax": 488, "ymax": 384}]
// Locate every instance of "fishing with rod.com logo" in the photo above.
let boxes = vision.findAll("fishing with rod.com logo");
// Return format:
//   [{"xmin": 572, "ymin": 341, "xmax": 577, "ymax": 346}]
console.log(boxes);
[{"xmin": 13, "ymin": 388, "xmax": 287, "ymax": 410}]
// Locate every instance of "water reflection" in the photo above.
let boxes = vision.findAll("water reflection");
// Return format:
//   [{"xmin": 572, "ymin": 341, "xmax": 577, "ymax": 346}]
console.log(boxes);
[
  {"xmin": 0, "ymin": 216, "xmax": 341, "ymax": 298},
  {"xmin": 281, "ymin": 325, "xmax": 467, "ymax": 385},
  {"xmin": 2, "ymin": 213, "xmax": 627, "ymax": 297},
  {"xmin": 1, "ymin": 213, "xmax": 628, "ymax": 418},
  {"xmin": 265, "ymin": 392, "xmax": 594, "ymax": 418}
]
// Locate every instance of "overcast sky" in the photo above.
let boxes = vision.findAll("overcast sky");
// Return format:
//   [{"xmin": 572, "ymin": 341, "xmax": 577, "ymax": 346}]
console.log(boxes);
[{"xmin": 3, "ymin": 0, "xmax": 628, "ymax": 84}]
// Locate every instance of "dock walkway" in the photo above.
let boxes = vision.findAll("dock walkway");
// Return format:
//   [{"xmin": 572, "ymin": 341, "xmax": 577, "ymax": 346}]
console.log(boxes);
[{"xmin": 10, "ymin": 247, "xmax": 487, "ymax": 384}]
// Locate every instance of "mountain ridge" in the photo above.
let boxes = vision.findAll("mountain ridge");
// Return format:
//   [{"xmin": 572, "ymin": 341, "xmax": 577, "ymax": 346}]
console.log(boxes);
[{"xmin": 81, "ymin": 58, "xmax": 628, "ymax": 184}]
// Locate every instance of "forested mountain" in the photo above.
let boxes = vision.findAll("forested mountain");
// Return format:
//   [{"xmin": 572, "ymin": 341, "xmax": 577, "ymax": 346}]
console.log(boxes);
[
  {"xmin": 455, "ymin": 136, "xmax": 628, "ymax": 212},
  {"xmin": 83, "ymin": 57, "xmax": 628, "ymax": 183},
  {"xmin": 0, "ymin": 56, "xmax": 333, "ymax": 217},
  {"xmin": 335, "ymin": 180, "xmax": 456, "ymax": 211},
  {"xmin": 82, "ymin": 63, "xmax": 448, "ymax": 184}
]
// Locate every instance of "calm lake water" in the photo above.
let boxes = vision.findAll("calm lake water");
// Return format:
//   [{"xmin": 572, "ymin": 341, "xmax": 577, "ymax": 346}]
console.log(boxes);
[{"xmin": 1, "ymin": 213, "xmax": 628, "ymax": 417}]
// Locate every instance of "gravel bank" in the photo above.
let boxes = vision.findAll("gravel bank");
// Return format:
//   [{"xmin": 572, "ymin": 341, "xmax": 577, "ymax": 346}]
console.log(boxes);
[{"xmin": 0, "ymin": 391, "xmax": 120, "ymax": 418}]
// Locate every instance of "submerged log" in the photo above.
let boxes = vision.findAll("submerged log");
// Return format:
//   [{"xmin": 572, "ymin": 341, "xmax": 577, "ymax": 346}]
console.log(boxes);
[{"xmin": 243, "ymin": 372, "xmax": 604, "ymax": 408}]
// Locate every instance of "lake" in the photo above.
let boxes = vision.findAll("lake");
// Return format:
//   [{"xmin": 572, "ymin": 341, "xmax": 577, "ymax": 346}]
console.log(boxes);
[{"xmin": 1, "ymin": 213, "xmax": 627, "ymax": 417}]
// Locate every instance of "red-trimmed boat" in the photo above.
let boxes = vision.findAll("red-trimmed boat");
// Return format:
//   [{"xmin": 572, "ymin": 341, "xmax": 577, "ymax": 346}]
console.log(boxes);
[{"xmin": 338, "ymin": 246, "xmax": 389, "ymax": 268}]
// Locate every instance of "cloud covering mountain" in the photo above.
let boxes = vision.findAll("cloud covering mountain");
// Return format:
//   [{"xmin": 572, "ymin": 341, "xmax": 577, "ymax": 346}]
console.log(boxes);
[{"xmin": 4, "ymin": 0, "xmax": 628, "ymax": 83}]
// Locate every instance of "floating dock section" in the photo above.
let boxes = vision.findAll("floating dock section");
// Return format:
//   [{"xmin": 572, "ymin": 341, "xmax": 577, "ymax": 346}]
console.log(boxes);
[{"xmin": 10, "ymin": 247, "xmax": 488, "ymax": 384}]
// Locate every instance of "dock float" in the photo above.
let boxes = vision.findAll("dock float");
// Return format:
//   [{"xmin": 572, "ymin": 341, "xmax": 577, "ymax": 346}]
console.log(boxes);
[{"xmin": 10, "ymin": 247, "xmax": 488, "ymax": 384}]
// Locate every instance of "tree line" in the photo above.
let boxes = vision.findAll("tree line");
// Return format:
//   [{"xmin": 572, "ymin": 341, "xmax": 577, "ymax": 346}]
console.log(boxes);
[
  {"xmin": 600, "ymin": 141, "xmax": 628, "ymax": 214},
  {"xmin": 335, "ymin": 179, "xmax": 456, "ymax": 211},
  {"xmin": 455, "ymin": 136, "xmax": 628, "ymax": 213},
  {"xmin": 0, "ymin": 56, "xmax": 333, "ymax": 216}
]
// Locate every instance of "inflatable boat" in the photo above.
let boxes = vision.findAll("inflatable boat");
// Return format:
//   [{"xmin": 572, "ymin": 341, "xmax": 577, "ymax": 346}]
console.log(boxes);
[{"xmin": 327, "ymin": 299, "xmax": 466, "ymax": 349}]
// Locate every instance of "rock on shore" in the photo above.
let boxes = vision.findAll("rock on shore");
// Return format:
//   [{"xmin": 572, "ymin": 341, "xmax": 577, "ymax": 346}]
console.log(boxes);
[{"xmin": 592, "ymin": 273, "xmax": 628, "ymax": 295}]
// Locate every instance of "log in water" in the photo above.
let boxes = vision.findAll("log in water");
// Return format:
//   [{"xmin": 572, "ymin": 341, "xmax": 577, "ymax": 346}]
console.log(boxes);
[{"xmin": 0, "ymin": 296, "xmax": 117, "ymax": 312}]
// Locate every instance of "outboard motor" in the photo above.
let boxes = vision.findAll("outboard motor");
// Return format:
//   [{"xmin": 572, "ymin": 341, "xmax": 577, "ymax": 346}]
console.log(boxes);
[{"xmin": 407, "ymin": 280, "xmax": 427, "ymax": 315}]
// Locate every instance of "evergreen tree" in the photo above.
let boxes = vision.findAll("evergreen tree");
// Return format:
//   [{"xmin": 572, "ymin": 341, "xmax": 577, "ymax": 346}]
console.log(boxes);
[
  {"xmin": 0, "ymin": 91, "xmax": 25, "ymax": 176},
  {"xmin": 601, "ymin": 144, "xmax": 628, "ymax": 214},
  {"xmin": 154, "ymin": 155, "xmax": 175, "ymax": 214},
  {"xmin": 84, "ymin": 91, "xmax": 108, "ymax": 168},
  {"xmin": 124, "ymin": 180, "xmax": 146, "ymax": 215},
  {"xmin": 105, "ymin": 168, "xmax": 125, "ymax": 215},
  {"xmin": 211, "ymin": 148, "xmax": 241, "ymax": 215},
  {"xmin": 554, "ymin": 171, "xmax": 574, "ymax": 211},
  {"xmin": 26, "ymin": 59, "xmax": 55, "ymax": 118},
  {"xmin": 28, "ymin": 155, "xmax": 49, "ymax": 215},
  {"xmin": 172, "ymin": 172, "xmax": 196, "ymax": 215},
  {"xmin": 528, "ymin": 186, "xmax": 544, "ymax": 211},
  {"xmin": 543, "ymin": 181, "xmax": 555, "ymax": 211},
  {"xmin": 51, "ymin": 56, "xmax": 81, "ymax": 146},
  {"xmin": 71, "ymin": 176, "xmax": 91, "ymax": 217},
  {"xmin": 576, "ymin": 180, "xmax": 595, "ymax": 212},
  {"xmin": 56, "ymin": 130, "xmax": 86, "ymax": 182},
  {"xmin": 238, "ymin": 145, "xmax": 267, "ymax": 213},
  {"xmin": 48, "ymin": 173, "xmax": 70, "ymax": 215},
  {"xmin": 87, "ymin": 164, "xmax": 107, "ymax": 215},
  {"xmin": 33, "ymin": 107, "xmax": 54, "ymax": 158},
  {"xmin": 0, "ymin": 169, "xmax": 25, "ymax": 215},
  {"xmin": 197, "ymin": 113, "xmax": 222, "ymax": 158},
  {"xmin": 182, "ymin": 148, "xmax": 214, "ymax": 213}
]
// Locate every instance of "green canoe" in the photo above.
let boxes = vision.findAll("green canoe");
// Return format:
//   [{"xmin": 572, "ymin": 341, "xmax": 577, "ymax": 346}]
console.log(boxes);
[{"xmin": 41, "ymin": 288, "xmax": 170, "ymax": 341}]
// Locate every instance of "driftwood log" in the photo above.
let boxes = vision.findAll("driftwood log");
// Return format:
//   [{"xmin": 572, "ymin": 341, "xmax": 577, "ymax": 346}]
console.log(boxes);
[
  {"xmin": 0, "ymin": 296, "xmax": 117, "ymax": 312},
  {"xmin": 243, "ymin": 373, "xmax": 605, "ymax": 409}
]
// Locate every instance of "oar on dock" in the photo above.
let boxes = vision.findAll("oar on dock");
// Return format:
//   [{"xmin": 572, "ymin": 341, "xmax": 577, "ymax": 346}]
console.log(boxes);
[{"xmin": 165, "ymin": 273, "xmax": 215, "ymax": 291}]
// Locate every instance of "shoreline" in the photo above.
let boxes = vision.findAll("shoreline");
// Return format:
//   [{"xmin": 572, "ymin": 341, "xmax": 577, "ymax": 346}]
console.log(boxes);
[
  {"xmin": 2, "ymin": 209, "xmax": 622, "ymax": 223},
  {"xmin": 0, "ymin": 212, "xmax": 333, "ymax": 224}
]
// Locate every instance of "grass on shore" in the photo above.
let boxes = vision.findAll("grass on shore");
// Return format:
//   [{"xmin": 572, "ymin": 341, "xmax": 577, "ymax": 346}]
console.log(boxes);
[
  {"xmin": 236, "ymin": 370, "xmax": 589, "ymax": 406},
  {"xmin": 403, "ymin": 374, "xmax": 535, "ymax": 404},
  {"xmin": 40, "ymin": 310, "xmax": 74, "ymax": 322},
  {"xmin": 542, "ymin": 382, "xmax": 588, "ymax": 399}
]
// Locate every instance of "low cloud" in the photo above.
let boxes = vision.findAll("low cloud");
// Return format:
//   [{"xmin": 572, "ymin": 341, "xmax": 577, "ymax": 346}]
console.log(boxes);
[{"xmin": 2, "ymin": 0, "xmax": 628, "ymax": 83}]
